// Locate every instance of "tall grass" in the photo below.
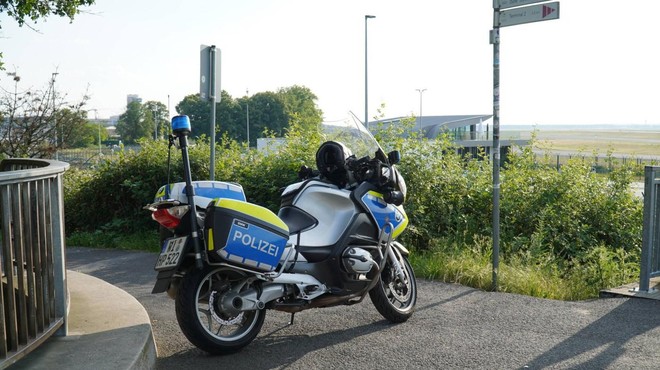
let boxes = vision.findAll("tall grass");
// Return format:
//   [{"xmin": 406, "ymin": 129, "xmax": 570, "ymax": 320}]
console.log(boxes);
[{"xmin": 408, "ymin": 237, "xmax": 640, "ymax": 301}]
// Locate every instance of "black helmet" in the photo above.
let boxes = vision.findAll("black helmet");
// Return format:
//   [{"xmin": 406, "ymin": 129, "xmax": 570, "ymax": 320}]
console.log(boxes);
[{"xmin": 316, "ymin": 141, "xmax": 352, "ymax": 186}]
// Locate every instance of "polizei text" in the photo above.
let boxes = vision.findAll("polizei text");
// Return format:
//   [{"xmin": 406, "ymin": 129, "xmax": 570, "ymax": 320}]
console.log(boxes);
[{"xmin": 231, "ymin": 230, "xmax": 280, "ymax": 257}]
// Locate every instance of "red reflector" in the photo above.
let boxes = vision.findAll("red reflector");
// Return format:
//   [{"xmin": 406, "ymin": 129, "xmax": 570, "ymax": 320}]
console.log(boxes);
[{"xmin": 152, "ymin": 208, "xmax": 182, "ymax": 229}]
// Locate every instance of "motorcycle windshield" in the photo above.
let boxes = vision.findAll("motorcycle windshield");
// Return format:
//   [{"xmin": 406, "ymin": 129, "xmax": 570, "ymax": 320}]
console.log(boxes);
[{"xmin": 321, "ymin": 116, "xmax": 384, "ymax": 161}]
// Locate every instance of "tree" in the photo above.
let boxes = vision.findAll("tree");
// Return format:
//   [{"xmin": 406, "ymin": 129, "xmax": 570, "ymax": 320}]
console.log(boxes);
[
  {"xmin": 0, "ymin": 0, "xmax": 96, "ymax": 69},
  {"xmin": 277, "ymin": 85, "xmax": 323, "ymax": 132},
  {"xmin": 66, "ymin": 120, "xmax": 107, "ymax": 148},
  {"xmin": 1, "ymin": 0, "xmax": 95, "ymax": 27},
  {"xmin": 219, "ymin": 92, "xmax": 244, "ymax": 141},
  {"xmin": 143, "ymin": 100, "xmax": 169, "ymax": 140},
  {"xmin": 175, "ymin": 85, "xmax": 323, "ymax": 146},
  {"xmin": 247, "ymin": 92, "xmax": 287, "ymax": 145},
  {"xmin": 0, "ymin": 74, "xmax": 89, "ymax": 158},
  {"xmin": 175, "ymin": 94, "xmax": 210, "ymax": 139},
  {"xmin": 56, "ymin": 107, "xmax": 93, "ymax": 148},
  {"xmin": 116, "ymin": 101, "xmax": 151, "ymax": 144}
]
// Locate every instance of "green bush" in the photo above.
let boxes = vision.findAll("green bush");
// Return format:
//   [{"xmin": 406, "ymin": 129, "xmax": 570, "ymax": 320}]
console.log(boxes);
[
  {"xmin": 65, "ymin": 140, "xmax": 180, "ymax": 234},
  {"xmin": 500, "ymin": 144, "xmax": 642, "ymax": 261},
  {"xmin": 64, "ymin": 120, "xmax": 321, "ymax": 234},
  {"xmin": 395, "ymin": 134, "xmax": 493, "ymax": 249}
]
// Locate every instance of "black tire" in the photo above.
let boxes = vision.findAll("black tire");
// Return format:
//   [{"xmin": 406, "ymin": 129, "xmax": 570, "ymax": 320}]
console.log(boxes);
[
  {"xmin": 175, "ymin": 266, "xmax": 266, "ymax": 355},
  {"xmin": 369, "ymin": 252, "xmax": 417, "ymax": 323}
]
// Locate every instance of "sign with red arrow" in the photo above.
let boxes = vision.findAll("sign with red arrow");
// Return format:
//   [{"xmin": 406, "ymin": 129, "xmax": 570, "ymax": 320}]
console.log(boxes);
[{"xmin": 495, "ymin": 2, "xmax": 559, "ymax": 27}]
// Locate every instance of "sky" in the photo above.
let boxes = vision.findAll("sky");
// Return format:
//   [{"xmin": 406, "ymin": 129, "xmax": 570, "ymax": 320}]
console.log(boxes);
[{"xmin": 1, "ymin": 0, "xmax": 659, "ymax": 126}]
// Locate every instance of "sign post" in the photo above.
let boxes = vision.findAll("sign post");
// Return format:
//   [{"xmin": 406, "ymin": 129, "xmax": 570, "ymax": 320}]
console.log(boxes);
[
  {"xmin": 200, "ymin": 45, "xmax": 221, "ymax": 180},
  {"xmin": 490, "ymin": 1, "xmax": 559, "ymax": 291}
]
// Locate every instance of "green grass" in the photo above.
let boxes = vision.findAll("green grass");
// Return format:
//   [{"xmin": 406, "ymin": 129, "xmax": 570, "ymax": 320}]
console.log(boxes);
[
  {"xmin": 409, "ymin": 250, "xmax": 592, "ymax": 301},
  {"xmin": 515, "ymin": 129, "xmax": 660, "ymax": 157},
  {"xmin": 67, "ymin": 229, "xmax": 160, "ymax": 252},
  {"xmin": 408, "ymin": 239, "xmax": 639, "ymax": 301}
]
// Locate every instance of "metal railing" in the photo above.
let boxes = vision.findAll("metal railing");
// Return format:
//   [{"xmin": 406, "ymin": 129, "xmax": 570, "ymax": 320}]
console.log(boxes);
[
  {"xmin": 638, "ymin": 166, "xmax": 660, "ymax": 292},
  {"xmin": 0, "ymin": 158, "xmax": 69, "ymax": 368}
]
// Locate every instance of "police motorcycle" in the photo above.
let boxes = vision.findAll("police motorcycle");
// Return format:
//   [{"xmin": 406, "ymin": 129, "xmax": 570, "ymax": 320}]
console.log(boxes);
[{"xmin": 145, "ymin": 115, "xmax": 416, "ymax": 354}]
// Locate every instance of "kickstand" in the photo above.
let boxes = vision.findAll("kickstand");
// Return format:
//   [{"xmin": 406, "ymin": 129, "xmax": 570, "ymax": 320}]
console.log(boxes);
[{"xmin": 288, "ymin": 313, "xmax": 295, "ymax": 326}]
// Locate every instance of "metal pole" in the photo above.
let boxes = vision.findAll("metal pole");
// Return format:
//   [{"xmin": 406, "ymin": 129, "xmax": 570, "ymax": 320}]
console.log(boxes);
[
  {"xmin": 639, "ymin": 166, "xmax": 659, "ymax": 292},
  {"xmin": 416, "ymin": 88, "xmax": 426, "ymax": 139},
  {"xmin": 52, "ymin": 72, "xmax": 59, "ymax": 160},
  {"xmin": 51, "ymin": 172, "xmax": 68, "ymax": 335},
  {"xmin": 153, "ymin": 109, "xmax": 158, "ymax": 140},
  {"xmin": 365, "ymin": 15, "xmax": 375, "ymax": 130},
  {"xmin": 93, "ymin": 109, "xmax": 100, "ymax": 156},
  {"xmin": 209, "ymin": 46, "xmax": 217, "ymax": 181},
  {"xmin": 246, "ymin": 89, "xmax": 250, "ymax": 147},
  {"xmin": 491, "ymin": 25, "xmax": 501, "ymax": 291}
]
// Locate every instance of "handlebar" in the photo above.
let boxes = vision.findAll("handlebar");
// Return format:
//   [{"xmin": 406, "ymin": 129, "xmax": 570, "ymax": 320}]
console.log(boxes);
[
  {"xmin": 346, "ymin": 155, "xmax": 379, "ymax": 184},
  {"xmin": 346, "ymin": 156, "xmax": 402, "ymax": 205}
]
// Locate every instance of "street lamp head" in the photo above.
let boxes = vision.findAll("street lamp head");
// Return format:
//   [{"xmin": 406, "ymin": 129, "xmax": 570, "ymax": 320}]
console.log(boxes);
[{"xmin": 365, "ymin": 15, "xmax": 376, "ymax": 19}]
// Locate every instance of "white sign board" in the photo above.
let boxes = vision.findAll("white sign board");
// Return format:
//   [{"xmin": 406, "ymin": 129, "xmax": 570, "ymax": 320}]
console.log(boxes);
[
  {"xmin": 494, "ymin": 0, "xmax": 549, "ymax": 10},
  {"xmin": 495, "ymin": 2, "xmax": 559, "ymax": 28}
]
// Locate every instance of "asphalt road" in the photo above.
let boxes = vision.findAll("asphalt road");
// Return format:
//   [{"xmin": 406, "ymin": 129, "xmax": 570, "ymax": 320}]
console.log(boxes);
[{"xmin": 67, "ymin": 247, "xmax": 660, "ymax": 369}]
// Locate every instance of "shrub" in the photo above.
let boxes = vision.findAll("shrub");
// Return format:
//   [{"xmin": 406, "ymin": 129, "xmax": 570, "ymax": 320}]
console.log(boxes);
[
  {"xmin": 64, "ymin": 119, "xmax": 321, "ymax": 234},
  {"xmin": 65, "ymin": 139, "xmax": 187, "ymax": 234}
]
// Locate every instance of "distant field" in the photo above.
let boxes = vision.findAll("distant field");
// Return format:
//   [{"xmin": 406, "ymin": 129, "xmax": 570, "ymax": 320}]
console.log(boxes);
[{"xmin": 507, "ymin": 129, "xmax": 660, "ymax": 158}]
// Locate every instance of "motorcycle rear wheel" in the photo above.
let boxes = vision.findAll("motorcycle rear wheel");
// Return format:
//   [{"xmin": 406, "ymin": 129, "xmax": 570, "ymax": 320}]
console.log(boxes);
[
  {"xmin": 175, "ymin": 265, "xmax": 265, "ymax": 355},
  {"xmin": 369, "ymin": 253, "xmax": 417, "ymax": 323}
]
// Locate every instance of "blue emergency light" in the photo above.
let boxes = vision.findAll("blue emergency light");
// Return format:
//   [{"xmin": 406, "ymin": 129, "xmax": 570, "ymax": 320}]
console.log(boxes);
[{"xmin": 172, "ymin": 115, "xmax": 191, "ymax": 136}]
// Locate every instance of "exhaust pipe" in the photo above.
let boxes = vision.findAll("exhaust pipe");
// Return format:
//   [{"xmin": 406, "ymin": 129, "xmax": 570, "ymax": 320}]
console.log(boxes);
[{"xmin": 221, "ymin": 284, "xmax": 286, "ymax": 313}]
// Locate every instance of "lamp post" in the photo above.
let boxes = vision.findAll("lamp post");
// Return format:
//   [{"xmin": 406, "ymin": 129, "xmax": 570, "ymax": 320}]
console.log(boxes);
[
  {"xmin": 416, "ymin": 88, "xmax": 426, "ymax": 139},
  {"xmin": 153, "ymin": 109, "xmax": 158, "ymax": 140},
  {"xmin": 52, "ymin": 72, "xmax": 59, "ymax": 160},
  {"xmin": 365, "ymin": 14, "xmax": 376, "ymax": 130},
  {"xmin": 6, "ymin": 72, "xmax": 20, "ymax": 95},
  {"xmin": 246, "ymin": 89, "xmax": 250, "ymax": 147},
  {"xmin": 89, "ymin": 109, "xmax": 100, "ymax": 156},
  {"xmin": 6, "ymin": 72, "xmax": 20, "ymax": 143}
]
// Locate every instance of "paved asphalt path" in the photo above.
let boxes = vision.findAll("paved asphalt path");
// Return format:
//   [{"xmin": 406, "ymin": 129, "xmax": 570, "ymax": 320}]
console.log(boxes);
[{"xmin": 67, "ymin": 247, "xmax": 660, "ymax": 369}]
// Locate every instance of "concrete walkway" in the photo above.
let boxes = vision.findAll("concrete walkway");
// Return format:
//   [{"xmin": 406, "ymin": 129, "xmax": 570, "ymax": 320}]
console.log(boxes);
[{"xmin": 10, "ymin": 271, "xmax": 157, "ymax": 370}]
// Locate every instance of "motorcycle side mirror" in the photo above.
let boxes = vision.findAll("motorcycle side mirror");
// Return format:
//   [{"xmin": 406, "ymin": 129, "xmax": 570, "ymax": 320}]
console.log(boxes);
[{"xmin": 387, "ymin": 150, "xmax": 401, "ymax": 165}]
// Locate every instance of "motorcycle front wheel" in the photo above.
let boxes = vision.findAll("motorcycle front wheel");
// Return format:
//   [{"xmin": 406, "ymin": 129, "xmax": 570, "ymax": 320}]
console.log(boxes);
[
  {"xmin": 369, "ymin": 251, "xmax": 417, "ymax": 323},
  {"xmin": 175, "ymin": 266, "xmax": 265, "ymax": 355}
]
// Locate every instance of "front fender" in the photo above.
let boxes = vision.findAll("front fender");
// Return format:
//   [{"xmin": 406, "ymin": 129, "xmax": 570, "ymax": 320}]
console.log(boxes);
[{"xmin": 392, "ymin": 241, "xmax": 409, "ymax": 256}]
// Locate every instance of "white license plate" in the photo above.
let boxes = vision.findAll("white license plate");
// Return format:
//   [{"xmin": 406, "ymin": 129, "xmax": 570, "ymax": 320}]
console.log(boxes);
[{"xmin": 154, "ymin": 236, "xmax": 187, "ymax": 270}]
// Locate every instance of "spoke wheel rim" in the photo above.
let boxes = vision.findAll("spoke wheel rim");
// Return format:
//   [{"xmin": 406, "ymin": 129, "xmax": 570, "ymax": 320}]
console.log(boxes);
[{"xmin": 194, "ymin": 268, "xmax": 260, "ymax": 342}]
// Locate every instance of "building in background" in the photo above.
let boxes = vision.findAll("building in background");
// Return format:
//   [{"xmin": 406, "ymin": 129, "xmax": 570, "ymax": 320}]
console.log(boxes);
[
  {"xmin": 370, "ymin": 115, "xmax": 528, "ymax": 163},
  {"xmin": 127, "ymin": 94, "xmax": 142, "ymax": 105}
]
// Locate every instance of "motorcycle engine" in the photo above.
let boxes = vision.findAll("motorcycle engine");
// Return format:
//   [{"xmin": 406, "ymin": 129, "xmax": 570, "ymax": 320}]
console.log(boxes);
[{"xmin": 342, "ymin": 247, "xmax": 377, "ymax": 274}]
